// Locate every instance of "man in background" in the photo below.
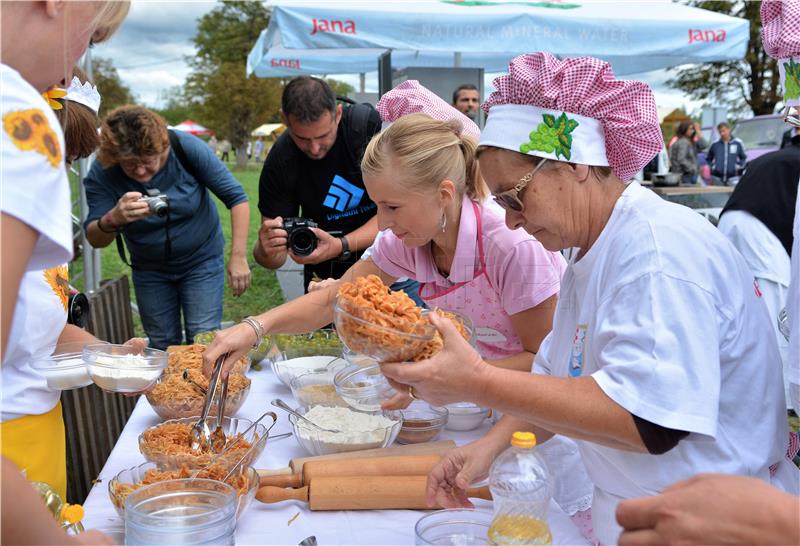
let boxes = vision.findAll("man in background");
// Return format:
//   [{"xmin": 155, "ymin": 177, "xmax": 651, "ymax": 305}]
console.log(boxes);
[
  {"xmin": 706, "ymin": 121, "xmax": 747, "ymax": 185},
  {"xmin": 452, "ymin": 84, "xmax": 479, "ymax": 121}
]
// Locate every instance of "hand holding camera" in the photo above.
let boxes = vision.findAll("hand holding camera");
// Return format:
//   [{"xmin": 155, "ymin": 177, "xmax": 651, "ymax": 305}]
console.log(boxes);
[
  {"xmin": 111, "ymin": 191, "xmax": 160, "ymax": 225},
  {"xmin": 258, "ymin": 216, "xmax": 344, "ymax": 265}
]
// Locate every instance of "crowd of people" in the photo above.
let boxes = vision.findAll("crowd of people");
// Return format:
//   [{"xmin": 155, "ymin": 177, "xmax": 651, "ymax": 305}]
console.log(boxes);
[{"xmin": 2, "ymin": 0, "xmax": 799, "ymax": 545}]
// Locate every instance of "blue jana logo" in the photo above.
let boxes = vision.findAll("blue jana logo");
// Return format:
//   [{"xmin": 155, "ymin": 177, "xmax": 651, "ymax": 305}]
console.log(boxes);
[{"xmin": 324, "ymin": 175, "xmax": 364, "ymax": 212}]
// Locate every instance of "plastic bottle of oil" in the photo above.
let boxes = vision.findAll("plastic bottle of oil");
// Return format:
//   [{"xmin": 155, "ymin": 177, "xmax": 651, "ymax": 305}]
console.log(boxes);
[{"xmin": 487, "ymin": 431, "xmax": 553, "ymax": 545}]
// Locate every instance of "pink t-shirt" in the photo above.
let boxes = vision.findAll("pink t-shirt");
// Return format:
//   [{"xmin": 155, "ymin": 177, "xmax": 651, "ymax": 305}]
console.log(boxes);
[{"xmin": 371, "ymin": 196, "xmax": 566, "ymax": 317}]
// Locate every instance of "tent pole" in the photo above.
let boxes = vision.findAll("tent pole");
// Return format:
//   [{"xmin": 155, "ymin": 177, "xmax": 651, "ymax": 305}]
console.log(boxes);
[
  {"xmin": 80, "ymin": 48, "xmax": 101, "ymax": 293},
  {"xmin": 454, "ymin": 52, "xmax": 462, "ymax": 68},
  {"xmin": 359, "ymin": 73, "xmax": 366, "ymax": 93},
  {"xmin": 378, "ymin": 50, "xmax": 392, "ymax": 97}
]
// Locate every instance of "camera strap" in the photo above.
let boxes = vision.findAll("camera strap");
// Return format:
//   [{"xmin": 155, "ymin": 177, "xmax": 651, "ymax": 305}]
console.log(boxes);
[{"xmin": 115, "ymin": 206, "xmax": 172, "ymax": 271}]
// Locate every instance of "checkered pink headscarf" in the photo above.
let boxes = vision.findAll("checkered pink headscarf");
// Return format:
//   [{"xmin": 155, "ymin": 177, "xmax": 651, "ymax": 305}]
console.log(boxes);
[
  {"xmin": 761, "ymin": 0, "xmax": 800, "ymax": 59},
  {"xmin": 482, "ymin": 53, "xmax": 663, "ymax": 181},
  {"xmin": 377, "ymin": 80, "xmax": 480, "ymax": 139}
]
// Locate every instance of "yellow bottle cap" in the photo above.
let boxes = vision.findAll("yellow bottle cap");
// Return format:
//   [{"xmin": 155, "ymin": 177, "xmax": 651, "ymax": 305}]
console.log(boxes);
[{"xmin": 511, "ymin": 431, "xmax": 537, "ymax": 448}]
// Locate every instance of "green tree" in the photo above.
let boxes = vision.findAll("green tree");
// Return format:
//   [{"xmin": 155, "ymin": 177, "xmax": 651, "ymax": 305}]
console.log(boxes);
[
  {"xmin": 186, "ymin": 0, "xmax": 282, "ymax": 168},
  {"xmin": 91, "ymin": 57, "xmax": 135, "ymax": 117},
  {"xmin": 153, "ymin": 86, "xmax": 196, "ymax": 126},
  {"xmin": 326, "ymin": 78, "xmax": 355, "ymax": 98},
  {"xmin": 667, "ymin": 1, "xmax": 779, "ymax": 116}
]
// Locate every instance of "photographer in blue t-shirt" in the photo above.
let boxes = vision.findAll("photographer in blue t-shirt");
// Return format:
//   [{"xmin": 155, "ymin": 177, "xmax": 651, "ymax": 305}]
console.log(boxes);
[{"xmin": 84, "ymin": 105, "xmax": 250, "ymax": 350}]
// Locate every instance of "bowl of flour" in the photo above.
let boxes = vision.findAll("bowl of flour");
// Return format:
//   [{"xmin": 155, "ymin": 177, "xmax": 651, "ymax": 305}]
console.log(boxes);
[
  {"xmin": 288, "ymin": 405, "xmax": 402, "ymax": 456},
  {"xmin": 83, "ymin": 343, "xmax": 167, "ymax": 393},
  {"xmin": 31, "ymin": 342, "xmax": 93, "ymax": 390}
]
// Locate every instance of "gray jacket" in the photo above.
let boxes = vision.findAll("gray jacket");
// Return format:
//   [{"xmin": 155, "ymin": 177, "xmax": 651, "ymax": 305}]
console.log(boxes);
[{"xmin": 669, "ymin": 137, "xmax": 698, "ymax": 176}]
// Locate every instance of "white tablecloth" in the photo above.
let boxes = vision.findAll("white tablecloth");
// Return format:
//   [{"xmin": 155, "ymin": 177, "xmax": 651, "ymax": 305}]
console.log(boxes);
[{"xmin": 81, "ymin": 368, "xmax": 589, "ymax": 545}]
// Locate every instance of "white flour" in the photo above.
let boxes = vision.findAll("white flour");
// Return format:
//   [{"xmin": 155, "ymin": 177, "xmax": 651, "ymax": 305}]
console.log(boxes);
[
  {"xmin": 39, "ymin": 357, "xmax": 92, "ymax": 390},
  {"xmin": 296, "ymin": 406, "xmax": 399, "ymax": 454},
  {"xmin": 89, "ymin": 354, "xmax": 162, "ymax": 392}
]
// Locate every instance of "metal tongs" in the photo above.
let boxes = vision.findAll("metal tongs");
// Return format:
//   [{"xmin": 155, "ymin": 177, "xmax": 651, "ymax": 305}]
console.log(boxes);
[
  {"xmin": 189, "ymin": 353, "xmax": 226, "ymax": 453},
  {"xmin": 190, "ymin": 410, "xmax": 279, "ymax": 480}
]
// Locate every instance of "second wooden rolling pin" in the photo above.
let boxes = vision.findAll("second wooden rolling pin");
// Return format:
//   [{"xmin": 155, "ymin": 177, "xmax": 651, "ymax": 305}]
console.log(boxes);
[
  {"xmin": 256, "ymin": 475, "xmax": 492, "ymax": 510},
  {"xmin": 259, "ymin": 454, "xmax": 443, "ymax": 488}
]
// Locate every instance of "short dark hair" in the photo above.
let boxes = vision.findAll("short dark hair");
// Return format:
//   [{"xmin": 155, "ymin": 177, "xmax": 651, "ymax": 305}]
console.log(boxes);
[
  {"xmin": 717, "ymin": 121, "xmax": 730, "ymax": 130},
  {"xmin": 282, "ymin": 76, "xmax": 337, "ymax": 123},
  {"xmin": 452, "ymin": 84, "xmax": 478, "ymax": 105}
]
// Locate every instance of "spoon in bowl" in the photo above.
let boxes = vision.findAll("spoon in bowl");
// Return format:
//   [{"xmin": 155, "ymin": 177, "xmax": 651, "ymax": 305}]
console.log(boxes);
[{"xmin": 271, "ymin": 399, "xmax": 341, "ymax": 433}]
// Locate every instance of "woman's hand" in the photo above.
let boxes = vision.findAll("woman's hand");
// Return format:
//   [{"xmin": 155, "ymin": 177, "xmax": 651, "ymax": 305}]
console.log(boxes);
[
  {"xmin": 202, "ymin": 322, "xmax": 256, "ymax": 378},
  {"xmin": 123, "ymin": 337, "xmax": 148, "ymax": 353},
  {"xmin": 380, "ymin": 389, "xmax": 413, "ymax": 410},
  {"xmin": 426, "ymin": 439, "xmax": 503, "ymax": 509},
  {"xmin": 111, "ymin": 192, "xmax": 151, "ymax": 225},
  {"xmin": 227, "ymin": 255, "xmax": 251, "ymax": 297},
  {"xmin": 308, "ymin": 277, "xmax": 338, "ymax": 293},
  {"xmin": 379, "ymin": 312, "xmax": 489, "ymax": 407}
]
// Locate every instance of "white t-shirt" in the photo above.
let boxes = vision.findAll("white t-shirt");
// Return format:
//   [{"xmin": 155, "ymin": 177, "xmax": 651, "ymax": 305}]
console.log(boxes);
[
  {"xmin": 1, "ymin": 63, "xmax": 72, "ymax": 421},
  {"xmin": 788, "ymin": 179, "xmax": 800, "ymax": 413},
  {"xmin": 534, "ymin": 183, "xmax": 792, "ymax": 545}
]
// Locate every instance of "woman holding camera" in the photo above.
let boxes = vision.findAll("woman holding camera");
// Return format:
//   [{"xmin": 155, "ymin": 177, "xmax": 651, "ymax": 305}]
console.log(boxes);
[{"xmin": 84, "ymin": 105, "xmax": 251, "ymax": 350}]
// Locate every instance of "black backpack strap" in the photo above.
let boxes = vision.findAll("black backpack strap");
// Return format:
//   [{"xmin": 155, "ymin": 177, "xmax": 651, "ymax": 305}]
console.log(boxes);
[
  {"xmin": 342, "ymin": 103, "xmax": 378, "ymax": 168},
  {"xmin": 168, "ymin": 129, "xmax": 199, "ymax": 181}
]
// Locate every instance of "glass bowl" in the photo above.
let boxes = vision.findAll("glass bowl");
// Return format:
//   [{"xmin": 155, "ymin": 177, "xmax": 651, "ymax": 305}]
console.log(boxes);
[
  {"xmin": 82, "ymin": 343, "xmax": 167, "ymax": 393},
  {"xmin": 270, "ymin": 355, "xmax": 347, "ymax": 387},
  {"xmin": 272, "ymin": 329, "xmax": 343, "ymax": 359},
  {"xmin": 398, "ymin": 402, "xmax": 449, "ymax": 444},
  {"xmin": 145, "ymin": 371, "xmax": 251, "ymax": 420},
  {"xmin": 31, "ymin": 341, "xmax": 92, "ymax": 390},
  {"xmin": 334, "ymin": 363, "xmax": 396, "ymax": 412},
  {"xmin": 108, "ymin": 462, "xmax": 258, "ymax": 520},
  {"xmin": 290, "ymin": 368, "xmax": 347, "ymax": 407},
  {"xmin": 288, "ymin": 405, "xmax": 402, "ymax": 456},
  {"xmin": 414, "ymin": 508, "xmax": 492, "ymax": 545},
  {"xmin": 138, "ymin": 416, "xmax": 268, "ymax": 470},
  {"xmin": 444, "ymin": 402, "xmax": 490, "ymax": 431}
]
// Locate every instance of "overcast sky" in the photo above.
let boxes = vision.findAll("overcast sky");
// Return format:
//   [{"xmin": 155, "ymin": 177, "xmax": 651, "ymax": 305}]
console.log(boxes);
[{"xmin": 93, "ymin": 0, "xmax": 699, "ymax": 114}]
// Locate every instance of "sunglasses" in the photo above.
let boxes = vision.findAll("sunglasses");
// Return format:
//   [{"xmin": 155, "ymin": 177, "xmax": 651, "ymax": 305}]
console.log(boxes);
[{"xmin": 492, "ymin": 159, "xmax": 549, "ymax": 212}]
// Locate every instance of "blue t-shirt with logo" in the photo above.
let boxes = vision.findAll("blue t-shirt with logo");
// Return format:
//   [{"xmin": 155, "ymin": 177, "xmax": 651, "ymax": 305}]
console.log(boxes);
[
  {"xmin": 258, "ymin": 104, "xmax": 381, "ymax": 280},
  {"xmin": 84, "ymin": 130, "xmax": 248, "ymax": 273}
]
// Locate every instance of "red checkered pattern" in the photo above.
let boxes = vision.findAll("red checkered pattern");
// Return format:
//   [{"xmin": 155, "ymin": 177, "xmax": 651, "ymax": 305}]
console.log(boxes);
[
  {"xmin": 482, "ymin": 53, "xmax": 663, "ymax": 181},
  {"xmin": 377, "ymin": 80, "xmax": 481, "ymax": 139},
  {"xmin": 761, "ymin": 0, "xmax": 800, "ymax": 58}
]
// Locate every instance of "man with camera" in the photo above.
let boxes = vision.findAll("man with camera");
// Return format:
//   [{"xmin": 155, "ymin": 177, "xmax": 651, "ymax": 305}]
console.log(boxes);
[
  {"xmin": 255, "ymin": 76, "xmax": 420, "ymax": 301},
  {"xmin": 84, "ymin": 105, "xmax": 251, "ymax": 350}
]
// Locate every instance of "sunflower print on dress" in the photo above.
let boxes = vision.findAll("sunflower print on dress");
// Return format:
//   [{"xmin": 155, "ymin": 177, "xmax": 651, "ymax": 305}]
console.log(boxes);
[
  {"xmin": 44, "ymin": 265, "xmax": 70, "ymax": 311},
  {"xmin": 3, "ymin": 108, "xmax": 62, "ymax": 167}
]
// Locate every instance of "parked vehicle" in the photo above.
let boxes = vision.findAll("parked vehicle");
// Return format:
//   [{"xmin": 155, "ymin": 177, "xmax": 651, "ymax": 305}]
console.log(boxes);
[
  {"xmin": 733, "ymin": 114, "xmax": 792, "ymax": 164},
  {"xmin": 648, "ymin": 185, "xmax": 734, "ymax": 226}
]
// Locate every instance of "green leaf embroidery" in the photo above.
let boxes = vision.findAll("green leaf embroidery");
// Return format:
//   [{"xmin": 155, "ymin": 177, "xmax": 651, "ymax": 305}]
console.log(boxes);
[
  {"xmin": 519, "ymin": 112, "xmax": 580, "ymax": 160},
  {"xmin": 785, "ymin": 60, "xmax": 800, "ymax": 101}
]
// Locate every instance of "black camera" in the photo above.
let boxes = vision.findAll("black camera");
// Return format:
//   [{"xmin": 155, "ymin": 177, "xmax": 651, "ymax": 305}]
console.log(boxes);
[
  {"xmin": 282, "ymin": 217, "xmax": 318, "ymax": 257},
  {"xmin": 67, "ymin": 292, "xmax": 90, "ymax": 328},
  {"xmin": 139, "ymin": 189, "xmax": 169, "ymax": 218}
]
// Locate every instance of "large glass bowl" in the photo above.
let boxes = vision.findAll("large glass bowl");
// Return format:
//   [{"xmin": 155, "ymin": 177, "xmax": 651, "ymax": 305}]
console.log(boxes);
[
  {"xmin": 138, "ymin": 416, "xmax": 268, "ymax": 470},
  {"xmin": 30, "ymin": 341, "xmax": 92, "ymax": 390},
  {"xmin": 270, "ymin": 355, "xmax": 347, "ymax": 387},
  {"xmin": 145, "ymin": 371, "xmax": 251, "ymax": 420},
  {"xmin": 414, "ymin": 508, "xmax": 492, "ymax": 545},
  {"xmin": 272, "ymin": 329, "xmax": 343, "ymax": 359},
  {"xmin": 333, "ymin": 363, "xmax": 396, "ymax": 412},
  {"xmin": 82, "ymin": 343, "xmax": 167, "ymax": 394},
  {"xmin": 288, "ymin": 405, "xmax": 402, "ymax": 456},
  {"xmin": 108, "ymin": 461, "xmax": 258, "ymax": 520}
]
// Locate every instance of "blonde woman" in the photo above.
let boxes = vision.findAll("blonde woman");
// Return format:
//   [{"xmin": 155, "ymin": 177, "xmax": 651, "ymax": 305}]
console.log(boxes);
[{"xmin": 204, "ymin": 114, "xmax": 564, "ymax": 383}]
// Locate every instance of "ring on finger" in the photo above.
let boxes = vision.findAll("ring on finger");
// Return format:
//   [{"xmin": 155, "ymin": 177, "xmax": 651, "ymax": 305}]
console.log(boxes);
[{"xmin": 408, "ymin": 385, "xmax": 418, "ymax": 400}]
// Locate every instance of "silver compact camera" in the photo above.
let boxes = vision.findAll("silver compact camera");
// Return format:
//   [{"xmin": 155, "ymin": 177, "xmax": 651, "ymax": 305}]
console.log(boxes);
[{"xmin": 139, "ymin": 189, "xmax": 169, "ymax": 218}]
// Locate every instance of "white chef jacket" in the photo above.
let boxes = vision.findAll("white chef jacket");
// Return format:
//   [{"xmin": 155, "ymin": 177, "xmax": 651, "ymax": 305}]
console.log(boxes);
[
  {"xmin": 788, "ymin": 179, "xmax": 800, "ymax": 413},
  {"xmin": 533, "ymin": 183, "xmax": 794, "ymax": 545}
]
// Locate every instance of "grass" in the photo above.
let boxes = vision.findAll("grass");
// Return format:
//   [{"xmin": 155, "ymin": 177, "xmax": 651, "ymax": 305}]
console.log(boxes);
[{"xmin": 69, "ymin": 162, "xmax": 284, "ymax": 336}]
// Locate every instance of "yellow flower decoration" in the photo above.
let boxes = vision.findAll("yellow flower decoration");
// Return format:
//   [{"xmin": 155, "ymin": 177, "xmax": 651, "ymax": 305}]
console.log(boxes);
[
  {"xmin": 42, "ymin": 87, "xmax": 67, "ymax": 110},
  {"xmin": 60, "ymin": 504, "xmax": 84, "ymax": 525},
  {"xmin": 44, "ymin": 265, "xmax": 69, "ymax": 311},
  {"xmin": 3, "ymin": 108, "xmax": 62, "ymax": 167}
]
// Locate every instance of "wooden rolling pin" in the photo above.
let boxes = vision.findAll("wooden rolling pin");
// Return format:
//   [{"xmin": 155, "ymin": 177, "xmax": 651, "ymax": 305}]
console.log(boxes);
[
  {"xmin": 259, "ymin": 454, "xmax": 442, "ymax": 488},
  {"xmin": 257, "ymin": 440, "xmax": 455, "ymax": 479},
  {"xmin": 256, "ymin": 475, "xmax": 492, "ymax": 510}
]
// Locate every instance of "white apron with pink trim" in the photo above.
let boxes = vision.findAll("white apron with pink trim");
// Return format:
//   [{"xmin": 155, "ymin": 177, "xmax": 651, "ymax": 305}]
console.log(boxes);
[{"xmin": 418, "ymin": 201, "xmax": 522, "ymax": 360}]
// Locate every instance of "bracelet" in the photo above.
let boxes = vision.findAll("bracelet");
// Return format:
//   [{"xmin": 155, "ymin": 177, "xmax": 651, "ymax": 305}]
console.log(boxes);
[
  {"xmin": 97, "ymin": 212, "xmax": 119, "ymax": 234},
  {"xmin": 241, "ymin": 316, "xmax": 264, "ymax": 347}
]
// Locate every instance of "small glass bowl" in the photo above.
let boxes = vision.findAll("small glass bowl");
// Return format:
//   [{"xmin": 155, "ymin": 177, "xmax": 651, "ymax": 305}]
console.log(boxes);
[
  {"xmin": 270, "ymin": 355, "xmax": 347, "ymax": 387},
  {"xmin": 290, "ymin": 368, "xmax": 347, "ymax": 407},
  {"xmin": 138, "ymin": 416, "xmax": 268, "ymax": 470},
  {"xmin": 31, "ymin": 342, "xmax": 92, "ymax": 390},
  {"xmin": 145, "ymin": 372, "xmax": 252, "ymax": 420},
  {"xmin": 82, "ymin": 343, "xmax": 167, "ymax": 394},
  {"xmin": 272, "ymin": 329, "xmax": 343, "ymax": 359},
  {"xmin": 108, "ymin": 462, "xmax": 258, "ymax": 520},
  {"xmin": 288, "ymin": 405, "xmax": 402, "ymax": 456},
  {"xmin": 334, "ymin": 363, "xmax": 396, "ymax": 412},
  {"xmin": 414, "ymin": 508, "xmax": 492, "ymax": 545},
  {"xmin": 444, "ymin": 402, "xmax": 490, "ymax": 431},
  {"xmin": 398, "ymin": 402, "xmax": 449, "ymax": 444}
]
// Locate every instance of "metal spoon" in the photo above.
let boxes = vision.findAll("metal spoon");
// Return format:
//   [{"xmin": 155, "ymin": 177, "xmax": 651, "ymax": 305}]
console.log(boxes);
[
  {"xmin": 271, "ymin": 398, "xmax": 341, "ymax": 433},
  {"xmin": 299, "ymin": 536, "xmax": 317, "ymax": 546},
  {"xmin": 210, "ymin": 375, "xmax": 230, "ymax": 453},
  {"xmin": 190, "ymin": 354, "xmax": 226, "ymax": 453},
  {"xmin": 182, "ymin": 368, "xmax": 207, "ymax": 395}
]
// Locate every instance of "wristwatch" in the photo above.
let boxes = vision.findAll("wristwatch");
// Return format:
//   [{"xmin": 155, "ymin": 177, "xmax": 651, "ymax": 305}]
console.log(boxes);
[{"xmin": 338, "ymin": 236, "xmax": 352, "ymax": 260}]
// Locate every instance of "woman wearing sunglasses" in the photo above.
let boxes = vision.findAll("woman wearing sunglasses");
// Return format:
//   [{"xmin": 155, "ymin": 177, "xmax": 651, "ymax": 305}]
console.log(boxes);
[{"xmin": 378, "ymin": 52, "xmax": 798, "ymax": 545}]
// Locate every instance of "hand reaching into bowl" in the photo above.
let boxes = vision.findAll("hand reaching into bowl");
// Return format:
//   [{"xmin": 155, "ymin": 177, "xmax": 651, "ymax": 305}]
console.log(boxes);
[{"xmin": 202, "ymin": 322, "xmax": 258, "ymax": 378}]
